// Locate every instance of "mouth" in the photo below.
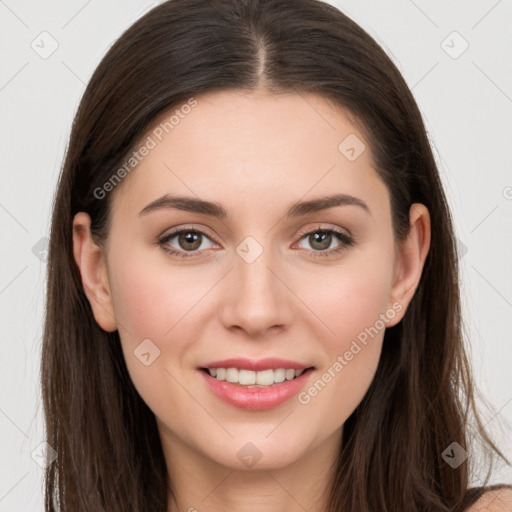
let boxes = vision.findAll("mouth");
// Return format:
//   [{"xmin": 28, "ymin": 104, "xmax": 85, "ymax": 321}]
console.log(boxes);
[
  {"xmin": 198, "ymin": 362, "xmax": 316, "ymax": 410},
  {"xmin": 199, "ymin": 366, "xmax": 315, "ymax": 388}
]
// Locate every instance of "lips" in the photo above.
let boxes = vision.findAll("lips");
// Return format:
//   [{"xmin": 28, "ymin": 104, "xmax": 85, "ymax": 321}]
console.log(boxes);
[{"xmin": 198, "ymin": 357, "xmax": 316, "ymax": 410}]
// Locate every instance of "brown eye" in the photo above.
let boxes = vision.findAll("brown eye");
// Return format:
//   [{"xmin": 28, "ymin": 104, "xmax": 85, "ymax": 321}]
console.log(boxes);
[
  {"xmin": 307, "ymin": 231, "xmax": 333, "ymax": 251},
  {"xmin": 295, "ymin": 227, "xmax": 355, "ymax": 259},
  {"xmin": 158, "ymin": 228, "xmax": 217, "ymax": 258},
  {"xmin": 177, "ymin": 231, "xmax": 202, "ymax": 251}
]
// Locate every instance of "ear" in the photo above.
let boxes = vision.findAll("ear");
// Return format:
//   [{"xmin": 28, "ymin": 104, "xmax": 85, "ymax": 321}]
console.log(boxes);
[
  {"xmin": 386, "ymin": 203, "xmax": 431, "ymax": 327},
  {"xmin": 72, "ymin": 212, "xmax": 118, "ymax": 332}
]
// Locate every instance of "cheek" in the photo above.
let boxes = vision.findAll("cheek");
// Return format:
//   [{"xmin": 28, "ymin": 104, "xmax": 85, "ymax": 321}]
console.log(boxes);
[
  {"xmin": 107, "ymin": 254, "xmax": 209, "ymax": 417},
  {"xmin": 297, "ymin": 298, "xmax": 387, "ymax": 436},
  {"xmin": 295, "ymin": 246, "xmax": 394, "ymax": 421},
  {"xmin": 106, "ymin": 251, "xmax": 206, "ymax": 385},
  {"xmin": 108, "ymin": 251, "xmax": 208, "ymax": 344},
  {"xmin": 308, "ymin": 248, "xmax": 395, "ymax": 352}
]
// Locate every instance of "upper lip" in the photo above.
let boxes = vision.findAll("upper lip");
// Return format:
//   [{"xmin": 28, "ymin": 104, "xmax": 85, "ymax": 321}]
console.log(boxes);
[{"xmin": 201, "ymin": 358, "xmax": 313, "ymax": 371}]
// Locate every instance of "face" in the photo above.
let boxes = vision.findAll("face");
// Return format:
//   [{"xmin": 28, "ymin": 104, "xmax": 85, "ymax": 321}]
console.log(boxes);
[{"xmin": 75, "ymin": 89, "xmax": 428, "ymax": 472}]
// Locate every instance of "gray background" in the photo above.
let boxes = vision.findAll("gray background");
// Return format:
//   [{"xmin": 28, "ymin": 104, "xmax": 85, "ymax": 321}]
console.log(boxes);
[{"xmin": 1, "ymin": 0, "xmax": 511, "ymax": 508}]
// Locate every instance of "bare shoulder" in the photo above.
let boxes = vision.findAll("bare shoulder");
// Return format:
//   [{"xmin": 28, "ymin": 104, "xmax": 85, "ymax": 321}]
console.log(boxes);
[{"xmin": 467, "ymin": 488, "xmax": 512, "ymax": 511}]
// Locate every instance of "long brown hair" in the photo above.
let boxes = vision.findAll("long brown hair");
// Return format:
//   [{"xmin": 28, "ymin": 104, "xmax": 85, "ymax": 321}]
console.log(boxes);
[{"xmin": 41, "ymin": 0, "xmax": 510, "ymax": 510}]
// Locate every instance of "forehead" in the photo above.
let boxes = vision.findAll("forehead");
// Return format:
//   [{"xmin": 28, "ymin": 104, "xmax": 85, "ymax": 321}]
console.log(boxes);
[{"xmin": 110, "ymin": 89, "xmax": 388, "ymax": 220}]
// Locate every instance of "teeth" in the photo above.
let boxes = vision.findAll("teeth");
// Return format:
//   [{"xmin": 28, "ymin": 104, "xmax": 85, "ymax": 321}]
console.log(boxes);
[
  {"xmin": 239, "ymin": 370, "xmax": 256, "ymax": 385},
  {"xmin": 226, "ymin": 368, "xmax": 238, "ymax": 383},
  {"xmin": 285, "ymin": 369, "xmax": 295, "ymax": 380},
  {"xmin": 207, "ymin": 367, "xmax": 308, "ymax": 386},
  {"xmin": 274, "ymin": 368, "xmax": 286, "ymax": 383}
]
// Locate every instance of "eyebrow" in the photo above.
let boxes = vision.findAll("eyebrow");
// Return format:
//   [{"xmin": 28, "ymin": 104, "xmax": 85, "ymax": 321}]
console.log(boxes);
[{"xmin": 139, "ymin": 193, "xmax": 371, "ymax": 218}]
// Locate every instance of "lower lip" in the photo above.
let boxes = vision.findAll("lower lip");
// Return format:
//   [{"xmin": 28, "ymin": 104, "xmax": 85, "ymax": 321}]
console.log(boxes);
[{"xmin": 199, "ymin": 368, "xmax": 315, "ymax": 411}]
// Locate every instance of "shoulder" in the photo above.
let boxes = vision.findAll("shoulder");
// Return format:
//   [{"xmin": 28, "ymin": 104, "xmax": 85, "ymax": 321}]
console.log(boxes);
[{"xmin": 466, "ymin": 487, "xmax": 512, "ymax": 511}]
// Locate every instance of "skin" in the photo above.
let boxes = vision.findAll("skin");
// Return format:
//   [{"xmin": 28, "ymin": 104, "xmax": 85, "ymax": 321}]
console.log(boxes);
[{"xmin": 73, "ymin": 89, "xmax": 432, "ymax": 512}]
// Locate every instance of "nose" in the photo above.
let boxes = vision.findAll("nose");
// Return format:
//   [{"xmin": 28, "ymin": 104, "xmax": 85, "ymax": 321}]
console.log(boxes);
[{"xmin": 218, "ymin": 242, "xmax": 294, "ymax": 338}]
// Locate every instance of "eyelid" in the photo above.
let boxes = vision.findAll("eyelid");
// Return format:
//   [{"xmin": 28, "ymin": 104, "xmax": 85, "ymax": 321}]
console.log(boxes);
[
  {"xmin": 293, "ymin": 222, "xmax": 353, "ymax": 240},
  {"xmin": 158, "ymin": 224, "xmax": 219, "ymax": 244}
]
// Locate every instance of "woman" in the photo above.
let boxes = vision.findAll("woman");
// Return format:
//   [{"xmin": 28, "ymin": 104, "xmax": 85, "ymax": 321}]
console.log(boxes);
[{"xmin": 41, "ymin": 0, "xmax": 511, "ymax": 510}]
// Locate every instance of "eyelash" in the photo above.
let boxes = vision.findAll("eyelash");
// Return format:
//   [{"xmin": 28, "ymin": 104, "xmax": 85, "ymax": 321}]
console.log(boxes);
[{"xmin": 156, "ymin": 225, "xmax": 355, "ymax": 260}]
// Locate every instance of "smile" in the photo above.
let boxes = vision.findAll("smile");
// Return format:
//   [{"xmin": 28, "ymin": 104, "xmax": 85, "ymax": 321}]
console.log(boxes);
[
  {"xmin": 198, "ymin": 360, "xmax": 316, "ymax": 410},
  {"xmin": 203, "ymin": 367, "xmax": 308, "ymax": 387}
]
